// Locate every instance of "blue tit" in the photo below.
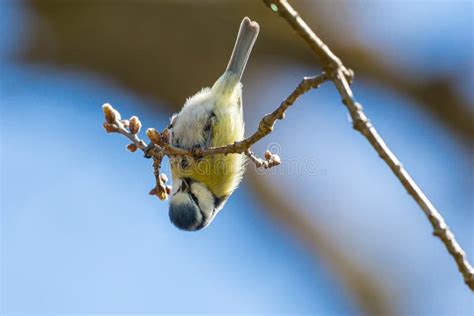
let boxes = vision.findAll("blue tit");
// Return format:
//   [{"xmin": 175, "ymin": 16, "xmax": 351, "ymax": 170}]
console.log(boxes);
[{"xmin": 168, "ymin": 17, "xmax": 259, "ymax": 231}]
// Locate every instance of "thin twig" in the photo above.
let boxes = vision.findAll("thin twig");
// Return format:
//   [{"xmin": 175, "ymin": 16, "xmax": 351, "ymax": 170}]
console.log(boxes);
[
  {"xmin": 145, "ymin": 73, "xmax": 328, "ymax": 158},
  {"xmin": 262, "ymin": 0, "xmax": 474, "ymax": 291},
  {"xmin": 149, "ymin": 153, "xmax": 171, "ymax": 200},
  {"xmin": 103, "ymin": 72, "xmax": 328, "ymax": 161}
]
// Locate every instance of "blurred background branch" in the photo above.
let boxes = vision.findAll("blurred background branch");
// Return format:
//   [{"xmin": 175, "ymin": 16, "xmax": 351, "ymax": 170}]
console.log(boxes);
[{"xmin": 22, "ymin": 0, "xmax": 474, "ymax": 144}]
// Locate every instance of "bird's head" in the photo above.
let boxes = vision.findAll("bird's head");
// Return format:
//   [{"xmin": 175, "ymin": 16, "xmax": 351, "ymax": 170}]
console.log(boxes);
[{"xmin": 169, "ymin": 178, "xmax": 226, "ymax": 231}]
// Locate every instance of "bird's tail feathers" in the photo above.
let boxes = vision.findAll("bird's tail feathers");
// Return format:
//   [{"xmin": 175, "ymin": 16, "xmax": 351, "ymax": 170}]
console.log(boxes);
[
  {"xmin": 212, "ymin": 17, "xmax": 259, "ymax": 97},
  {"xmin": 226, "ymin": 17, "xmax": 259, "ymax": 81}
]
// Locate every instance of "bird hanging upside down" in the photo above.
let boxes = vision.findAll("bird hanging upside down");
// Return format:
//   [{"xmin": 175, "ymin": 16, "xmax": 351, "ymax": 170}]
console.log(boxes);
[{"xmin": 168, "ymin": 17, "xmax": 260, "ymax": 231}]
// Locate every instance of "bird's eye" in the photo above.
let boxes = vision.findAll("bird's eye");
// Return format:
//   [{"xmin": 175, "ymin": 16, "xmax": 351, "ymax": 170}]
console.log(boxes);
[{"xmin": 180, "ymin": 158, "xmax": 189, "ymax": 170}]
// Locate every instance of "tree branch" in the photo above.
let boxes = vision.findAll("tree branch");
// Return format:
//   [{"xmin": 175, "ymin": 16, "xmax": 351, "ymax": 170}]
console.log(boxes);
[
  {"xmin": 102, "ymin": 72, "xmax": 328, "ymax": 160},
  {"xmin": 102, "ymin": 72, "xmax": 328, "ymax": 206},
  {"xmin": 262, "ymin": 0, "xmax": 474, "ymax": 291}
]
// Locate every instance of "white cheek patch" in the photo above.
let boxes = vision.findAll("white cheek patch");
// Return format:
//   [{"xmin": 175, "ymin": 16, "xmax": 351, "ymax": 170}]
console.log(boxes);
[
  {"xmin": 190, "ymin": 182, "xmax": 215, "ymax": 215},
  {"xmin": 171, "ymin": 178, "xmax": 183, "ymax": 196}
]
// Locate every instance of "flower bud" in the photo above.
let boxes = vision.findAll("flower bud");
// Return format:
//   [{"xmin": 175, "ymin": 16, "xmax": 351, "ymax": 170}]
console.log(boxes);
[
  {"xmin": 161, "ymin": 128, "xmax": 171, "ymax": 142},
  {"xmin": 102, "ymin": 103, "xmax": 116, "ymax": 123},
  {"xmin": 129, "ymin": 116, "xmax": 141, "ymax": 134},
  {"xmin": 156, "ymin": 188, "xmax": 168, "ymax": 201},
  {"xmin": 146, "ymin": 128, "xmax": 161, "ymax": 144},
  {"xmin": 159, "ymin": 173, "xmax": 168, "ymax": 183},
  {"xmin": 264, "ymin": 150, "xmax": 272, "ymax": 160},
  {"xmin": 113, "ymin": 109, "xmax": 121, "ymax": 121},
  {"xmin": 270, "ymin": 154, "xmax": 281, "ymax": 166},
  {"xmin": 126, "ymin": 143, "xmax": 138, "ymax": 152}
]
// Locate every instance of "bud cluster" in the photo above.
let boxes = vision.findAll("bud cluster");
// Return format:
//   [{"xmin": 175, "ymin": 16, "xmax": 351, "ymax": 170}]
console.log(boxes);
[
  {"xmin": 102, "ymin": 103, "xmax": 284, "ymax": 205},
  {"xmin": 146, "ymin": 128, "xmax": 162, "ymax": 145},
  {"xmin": 102, "ymin": 103, "xmax": 145, "ymax": 154},
  {"xmin": 149, "ymin": 170, "xmax": 172, "ymax": 201},
  {"xmin": 264, "ymin": 150, "xmax": 282, "ymax": 168},
  {"xmin": 246, "ymin": 149, "xmax": 282, "ymax": 169}
]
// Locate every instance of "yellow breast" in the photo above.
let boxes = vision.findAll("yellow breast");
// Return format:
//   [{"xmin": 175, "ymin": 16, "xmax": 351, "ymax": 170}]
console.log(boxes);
[{"xmin": 171, "ymin": 101, "xmax": 245, "ymax": 198}]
